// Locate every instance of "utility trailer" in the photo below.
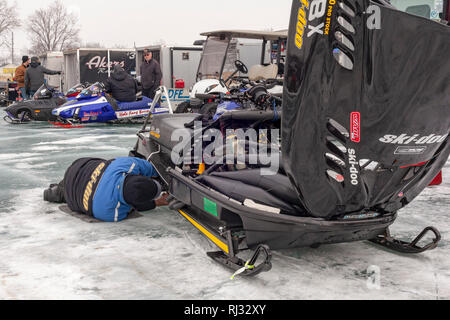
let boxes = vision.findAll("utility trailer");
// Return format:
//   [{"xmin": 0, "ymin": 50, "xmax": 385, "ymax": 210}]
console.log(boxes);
[{"xmin": 63, "ymin": 48, "xmax": 137, "ymax": 92}]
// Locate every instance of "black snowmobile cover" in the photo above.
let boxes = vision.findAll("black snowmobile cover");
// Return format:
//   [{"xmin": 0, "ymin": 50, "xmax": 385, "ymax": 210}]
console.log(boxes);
[{"xmin": 283, "ymin": 0, "xmax": 450, "ymax": 219}]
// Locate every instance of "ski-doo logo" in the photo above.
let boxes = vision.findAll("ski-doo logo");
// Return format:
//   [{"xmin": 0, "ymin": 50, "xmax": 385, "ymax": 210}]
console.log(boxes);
[
  {"xmin": 351, "ymin": 112, "xmax": 361, "ymax": 143},
  {"xmin": 83, "ymin": 162, "xmax": 106, "ymax": 212},
  {"xmin": 348, "ymin": 148, "xmax": 359, "ymax": 186},
  {"xmin": 294, "ymin": 0, "xmax": 331, "ymax": 49},
  {"xmin": 294, "ymin": 0, "xmax": 310, "ymax": 49},
  {"xmin": 379, "ymin": 134, "xmax": 448, "ymax": 145}
]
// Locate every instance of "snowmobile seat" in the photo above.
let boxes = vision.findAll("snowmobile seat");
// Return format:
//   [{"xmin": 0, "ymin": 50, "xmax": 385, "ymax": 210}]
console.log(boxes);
[
  {"xmin": 150, "ymin": 113, "xmax": 201, "ymax": 151},
  {"xmin": 199, "ymin": 170, "xmax": 306, "ymax": 216},
  {"xmin": 117, "ymin": 96, "xmax": 152, "ymax": 111},
  {"xmin": 209, "ymin": 170, "xmax": 300, "ymax": 206}
]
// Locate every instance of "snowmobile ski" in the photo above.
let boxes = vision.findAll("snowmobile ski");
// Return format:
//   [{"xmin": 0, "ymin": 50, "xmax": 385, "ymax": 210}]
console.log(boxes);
[
  {"xmin": 49, "ymin": 121, "xmax": 85, "ymax": 129},
  {"xmin": 370, "ymin": 227, "xmax": 441, "ymax": 254},
  {"xmin": 209, "ymin": 245, "xmax": 273, "ymax": 279}
]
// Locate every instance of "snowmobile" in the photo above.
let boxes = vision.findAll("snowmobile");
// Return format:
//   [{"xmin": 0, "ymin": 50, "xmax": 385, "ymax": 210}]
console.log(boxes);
[
  {"xmin": 52, "ymin": 82, "xmax": 172, "ymax": 127},
  {"xmin": 130, "ymin": 0, "xmax": 450, "ymax": 277},
  {"xmin": 3, "ymin": 83, "xmax": 87, "ymax": 124}
]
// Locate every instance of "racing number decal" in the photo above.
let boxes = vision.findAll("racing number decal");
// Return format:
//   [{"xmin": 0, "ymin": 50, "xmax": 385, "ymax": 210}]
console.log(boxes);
[
  {"xmin": 309, "ymin": 0, "xmax": 327, "ymax": 20},
  {"xmin": 295, "ymin": 0, "xmax": 336, "ymax": 49}
]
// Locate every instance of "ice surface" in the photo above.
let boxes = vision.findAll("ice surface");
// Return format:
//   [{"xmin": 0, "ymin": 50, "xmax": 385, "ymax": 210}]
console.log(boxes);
[{"xmin": 0, "ymin": 109, "xmax": 449, "ymax": 300}]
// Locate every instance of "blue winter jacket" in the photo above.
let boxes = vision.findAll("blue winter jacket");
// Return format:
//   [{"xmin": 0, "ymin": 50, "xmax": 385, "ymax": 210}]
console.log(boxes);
[{"xmin": 92, "ymin": 157, "xmax": 158, "ymax": 222}]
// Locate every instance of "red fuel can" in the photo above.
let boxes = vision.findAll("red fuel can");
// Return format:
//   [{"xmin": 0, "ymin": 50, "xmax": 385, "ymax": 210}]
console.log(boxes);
[{"xmin": 175, "ymin": 79, "xmax": 185, "ymax": 89}]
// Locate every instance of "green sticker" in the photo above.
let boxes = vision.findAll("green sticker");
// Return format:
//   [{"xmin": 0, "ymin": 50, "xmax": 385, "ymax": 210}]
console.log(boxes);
[{"xmin": 204, "ymin": 198, "xmax": 218, "ymax": 217}]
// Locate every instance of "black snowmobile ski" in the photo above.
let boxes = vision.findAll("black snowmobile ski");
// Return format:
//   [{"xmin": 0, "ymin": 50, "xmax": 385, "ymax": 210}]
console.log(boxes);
[
  {"xmin": 170, "ymin": 197, "xmax": 273, "ymax": 277},
  {"xmin": 370, "ymin": 227, "xmax": 441, "ymax": 254},
  {"xmin": 3, "ymin": 112, "xmax": 31, "ymax": 124}
]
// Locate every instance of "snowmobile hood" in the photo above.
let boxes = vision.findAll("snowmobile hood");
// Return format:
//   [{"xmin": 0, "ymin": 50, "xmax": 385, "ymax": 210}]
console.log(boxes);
[
  {"xmin": 52, "ymin": 96, "xmax": 108, "ymax": 117},
  {"xmin": 282, "ymin": 0, "xmax": 450, "ymax": 219}
]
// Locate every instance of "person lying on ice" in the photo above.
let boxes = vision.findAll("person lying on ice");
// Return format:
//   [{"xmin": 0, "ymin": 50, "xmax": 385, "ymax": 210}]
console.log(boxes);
[{"xmin": 44, "ymin": 157, "xmax": 169, "ymax": 222}]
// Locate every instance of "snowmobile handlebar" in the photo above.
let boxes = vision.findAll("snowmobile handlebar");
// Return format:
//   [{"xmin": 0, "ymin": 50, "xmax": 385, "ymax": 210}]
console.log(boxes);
[{"xmin": 195, "ymin": 93, "xmax": 223, "ymax": 100}]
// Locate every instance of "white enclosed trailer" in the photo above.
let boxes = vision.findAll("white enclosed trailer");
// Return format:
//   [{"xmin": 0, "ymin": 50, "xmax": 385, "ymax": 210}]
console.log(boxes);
[{"xmin": 39, "ymin": 51, "xmax": 64, "ymax": 89}]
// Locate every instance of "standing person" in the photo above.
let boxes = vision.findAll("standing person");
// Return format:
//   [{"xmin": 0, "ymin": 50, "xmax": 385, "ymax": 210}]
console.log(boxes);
[
  {"xmin": 25, "ymin": 56, "xmax": 61, "ymax": 98},
  {"xmin": 140, "ymin": 49, "xmax": 162, "ymax": 99},
  {"xmin": 14, "ymin": 56, "xmax": 31, "ymax": 100}
]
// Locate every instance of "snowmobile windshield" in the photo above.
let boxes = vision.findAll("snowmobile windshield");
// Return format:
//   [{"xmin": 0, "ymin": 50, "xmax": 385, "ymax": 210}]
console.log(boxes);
[
  {"xmin": 66, "ymin": 83, "xmax": 85, "ymax": 97},
  {"xmin": 390, "ymin": 0, "xmax": 447, "ymax": 20},
  {"xmin": 197, "ymin": 36, "xmax": 238, "ymax": 81},
  {"xmin": 76, "ymin": 82, "xmax": 104, "ymax": 100},
  {"xmin": 33, "ymin": 84, "xmax": 54, "ymax": 100},
  {"xmin": 282, "ymin": 0, "xmax": 450, "ymax": 219}
]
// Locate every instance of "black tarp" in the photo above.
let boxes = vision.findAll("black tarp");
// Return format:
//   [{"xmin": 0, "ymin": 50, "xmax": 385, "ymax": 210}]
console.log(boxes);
[{"xmin": 282, "ymin": 0, "xmax": 450, "ymax": 218}]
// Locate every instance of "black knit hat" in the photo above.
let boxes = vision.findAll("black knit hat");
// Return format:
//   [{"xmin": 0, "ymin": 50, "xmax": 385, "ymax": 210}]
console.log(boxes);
[
  {"xmin": 22, "ymin": 56, "xmax": 29, "ymax": 63},
  {"xmin": 123, "ymin": 175, "xmax": 162, "ymax": 211}
]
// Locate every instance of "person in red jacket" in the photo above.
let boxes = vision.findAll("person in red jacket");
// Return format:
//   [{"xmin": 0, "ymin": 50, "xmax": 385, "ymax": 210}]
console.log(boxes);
[{"xmin": 14, "ymin": 56, "xmax": 30, "ymax": 99}]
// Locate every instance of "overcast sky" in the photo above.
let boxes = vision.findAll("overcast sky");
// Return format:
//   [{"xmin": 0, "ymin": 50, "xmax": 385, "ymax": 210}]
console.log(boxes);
[{"xmin": 7, "ymin": 0, "xmax": 291, "ymax": 57}]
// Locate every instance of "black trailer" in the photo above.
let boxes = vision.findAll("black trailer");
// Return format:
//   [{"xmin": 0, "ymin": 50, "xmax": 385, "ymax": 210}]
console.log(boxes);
[{"xmin": 63, "ymin": 48, "xmax": 137, "ymax": 92}]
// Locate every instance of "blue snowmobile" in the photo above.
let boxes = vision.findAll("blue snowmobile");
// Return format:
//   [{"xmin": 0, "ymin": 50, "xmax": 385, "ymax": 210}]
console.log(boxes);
[{"xmin": 52, "ymin": 82, "xmax": 172, "ymax": 127}]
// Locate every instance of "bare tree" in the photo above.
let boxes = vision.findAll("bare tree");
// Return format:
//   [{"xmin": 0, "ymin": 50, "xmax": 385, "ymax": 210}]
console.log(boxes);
[
  {"xmin": 27, "ymin": 0, "xmax": 80, "ymax": 55},
  {"xmin": 0, "ymin": 0, "xmax": 20, "ymax": 48}
]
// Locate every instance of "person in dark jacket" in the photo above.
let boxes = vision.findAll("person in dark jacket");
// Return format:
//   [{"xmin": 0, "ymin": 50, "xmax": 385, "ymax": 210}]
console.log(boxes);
[
  {"xmin": 25, "ymin": 56, "xmax": 61, "ymax": 97},
  {"xmin": 104, "ymin": 64, "xmax": 138, "ymax": 102},
  {"xmin": 140, "ymin": 50, "xmax": 162, "ymax": 99},
  {"xmin": 44, "ymin": 157, "xmax": 169, "ymax": 222}
]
